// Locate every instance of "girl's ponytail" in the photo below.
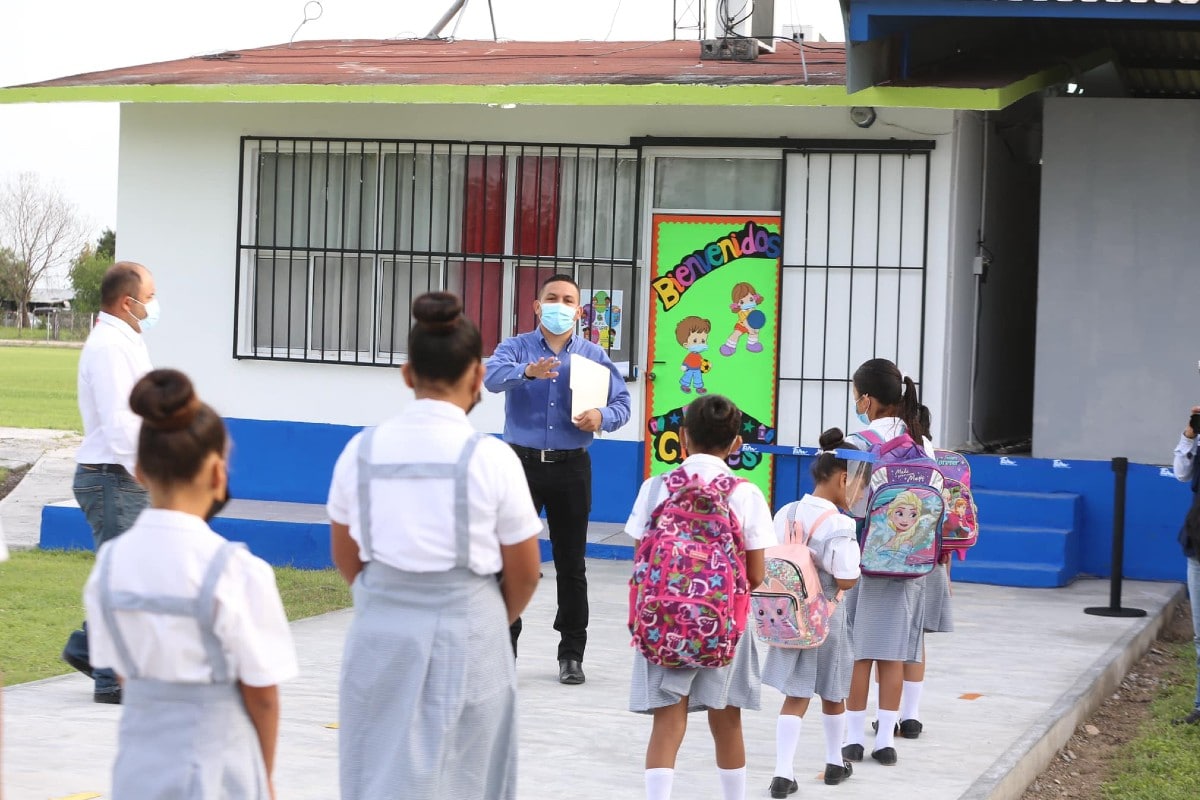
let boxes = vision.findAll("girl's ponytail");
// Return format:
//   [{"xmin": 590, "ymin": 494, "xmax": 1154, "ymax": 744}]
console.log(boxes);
[{"xmin": 900, "ymin": 376, "xmax": 930, "ymax": 442}]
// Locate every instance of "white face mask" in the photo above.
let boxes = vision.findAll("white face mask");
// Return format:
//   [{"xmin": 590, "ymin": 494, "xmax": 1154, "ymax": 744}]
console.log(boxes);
[{"xmin": 129, "ymin": 297, "xmax": 161, "ymax": 331}]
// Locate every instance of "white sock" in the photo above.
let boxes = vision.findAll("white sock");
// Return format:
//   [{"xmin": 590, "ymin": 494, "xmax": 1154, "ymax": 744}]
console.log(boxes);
[
  {"xmin": 844, "ymin": 709, "xmax": 867, "ymax": 747},
  {"xmin": 900, "ymin": 680, "xmax": 924, "ymax": 722},
  {"xmin": 875, "ymin": 709, "xmax": 899, "ymax": 751},
  {"xmin": 822, "ymin": 712, "xmax": 847, "ymax": 765},
  {"xmin": 774, "ymin": 715, "xmax": 803, "ymax": 780},
  {"xmin": 717, "ymin": 766, "xmax": 746, "ymax": 800},
  {"xmin": 645, "ymin": 768, "xmax": 674, "ymax": 800}
]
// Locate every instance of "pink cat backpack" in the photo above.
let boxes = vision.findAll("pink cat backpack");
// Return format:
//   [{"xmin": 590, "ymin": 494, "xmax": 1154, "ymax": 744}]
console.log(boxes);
[
  {"xmin": 751, "ymin": 504, "xmax": 838, "ymax": 649},
  {"xmin": 628, "ymin": 467, "xmax": 750, "ymax": 669}
]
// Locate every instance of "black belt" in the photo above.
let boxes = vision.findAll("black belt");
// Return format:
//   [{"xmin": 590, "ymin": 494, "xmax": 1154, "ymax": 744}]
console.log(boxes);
[
  {"xmin": 510, "ymin": 444, "xmax": 587, "ymax": 464},
  {"xmin": 79, "ymin": 463, "xmax": 132, "ymax": 476}
]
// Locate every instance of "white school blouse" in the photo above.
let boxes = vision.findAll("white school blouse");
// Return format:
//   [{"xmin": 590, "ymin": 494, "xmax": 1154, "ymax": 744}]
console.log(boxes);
[
  {"xmin": 75, "ymin": 312, "xmax": 153, "ymax": 473},
  {"xmin": 83, "ymin": 509, "xmax": 298, "ymax": 687},
  {"xmin": 1173, "ymin": 433, "xmax": 1197, "ymax": 482},
  {"xmin": 855, "ymin": 415, "xmax": 936, "ymax": 456},
  {"xmin": 326, "ymin": 399, "xmax": 543, "ymax": 576},
  {"xmin": 777, "ymin": 494, "xmax": 861, "ymax": 581},
  {"xmin": 623, "ymin": 454, "xmax": 778, "ymax": 551}
]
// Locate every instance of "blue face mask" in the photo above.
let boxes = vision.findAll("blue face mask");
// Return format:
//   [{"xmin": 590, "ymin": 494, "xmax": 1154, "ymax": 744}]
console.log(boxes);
[
  {"xmin": 740, "ymin": 300, "xmax": 758, "ymax": 311},
  {"xmin": 539, "ymin": 302, "xmax": 576, "ymax": 335},
  {"xmin": 686, "ymin": 343, "xmax": 708, "ymax": 353},
  {"xmin": 854, "ymin": 396, "xmax": 870, "ymax": 425}
]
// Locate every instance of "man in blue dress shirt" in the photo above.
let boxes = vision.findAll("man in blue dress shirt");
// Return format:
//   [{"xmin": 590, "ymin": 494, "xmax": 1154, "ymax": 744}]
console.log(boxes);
[{"xmin": 485, "ymin": 273, "xmax": 632, "ymax": 685}]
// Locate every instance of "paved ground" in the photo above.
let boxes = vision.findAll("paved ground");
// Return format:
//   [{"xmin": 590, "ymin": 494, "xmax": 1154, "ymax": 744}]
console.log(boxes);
[
  {"xmin": 0, "ymin": 427, "xmax": 80, "ymax": 550},
  {"xmin": 0, "ymin": 428, "xmax": 1187, "ymax": 800}
]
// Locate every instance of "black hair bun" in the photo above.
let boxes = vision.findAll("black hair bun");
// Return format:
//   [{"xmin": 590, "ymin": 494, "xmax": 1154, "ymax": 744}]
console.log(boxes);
[
  {"xmin": 818, "ymin": 426, "xmax": 846, "ymax": 451},
  {"xmin": 412, "ymin": 292, "xmax": 463, "ymax": 332},
  {"xmin": 130, "ymin": 368, "xmax": 200, "ymax": 432}
]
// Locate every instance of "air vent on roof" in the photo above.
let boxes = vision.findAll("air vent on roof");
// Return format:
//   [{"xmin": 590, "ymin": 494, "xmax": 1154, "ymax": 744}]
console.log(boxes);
[{"xmin": 199, "ymin": 52, "xmax": 242, "ymax": 61}]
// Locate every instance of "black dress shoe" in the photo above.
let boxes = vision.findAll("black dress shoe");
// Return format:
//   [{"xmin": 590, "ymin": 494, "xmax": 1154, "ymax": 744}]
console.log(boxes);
[
  {"xmin": 841, "ymin": 743, "xmax": 864, "ymax": 762},
  {"xmin": 824, "ymin": 761, "xmax": 853, "ymax": 785},
  {"xmin": 1172, "ymin": 708, "xmax": 1200, "ymax": 726},
  {"xmin": 768, "ymin": 776, "xmax": 798, "ymax": 798},
  {"xmin": 898, "ymin": 719, "xmax": 923, "ymax": 739},
  {"xmin": 558, "ymin": 659, "xmax": 585, "ymax": 685},
  {"xmin": 871, "ymin": 747, "xmax": 897, "ymax": 766},
  {"xmin": 62, "ymin": 648, "xmax": 95, "ymax": 680},
  {"xmin": 94, "ymin": 687, "xmax": 122, "ymax": 705}
]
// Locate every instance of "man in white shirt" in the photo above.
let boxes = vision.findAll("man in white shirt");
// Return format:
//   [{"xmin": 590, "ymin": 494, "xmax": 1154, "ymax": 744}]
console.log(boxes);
[{"xmin": 62, "ymin": 261, "xmax": 158, "ymax": 704}]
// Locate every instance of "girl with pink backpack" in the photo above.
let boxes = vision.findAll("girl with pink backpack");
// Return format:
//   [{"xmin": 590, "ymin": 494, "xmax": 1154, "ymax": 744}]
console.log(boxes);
[
  {"xmin": 624, "ymin": 394, "xmax": 777, "ymax": 800},
  {"xmin": 762, "ymin": 428, "xmax": 865, "ymax": 798}
]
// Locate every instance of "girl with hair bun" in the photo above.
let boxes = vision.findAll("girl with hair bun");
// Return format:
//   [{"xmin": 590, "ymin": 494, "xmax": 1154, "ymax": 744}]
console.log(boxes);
[
  {"xmin": 762, "ymin": 428, "xmax": 864, "ymax": 798},
  {"xmin": 624, "ymin": 393, "xmax": 777, "ymax": 800},
  {"xmin": 82, "ymin": 368, "xmax": 297, "ymax": 800},
  {"xmin": 841, "ymin": 357, "xmax": 939, "ymax": 766},
  {"xmin": 327, "ymin": 292, "xmax": 543, "ymax": 800}
]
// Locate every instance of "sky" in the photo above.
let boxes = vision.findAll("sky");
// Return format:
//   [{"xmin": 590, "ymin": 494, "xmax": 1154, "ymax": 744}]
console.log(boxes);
[{"xmin": 0, "ymin": 0, "xmax": 843, "ymax": 284}]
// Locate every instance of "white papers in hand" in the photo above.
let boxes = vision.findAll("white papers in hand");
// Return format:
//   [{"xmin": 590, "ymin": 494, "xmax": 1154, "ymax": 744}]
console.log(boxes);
[{"xmin": 570, "ymin": 356, "xmax": 610, "ymax": 419}]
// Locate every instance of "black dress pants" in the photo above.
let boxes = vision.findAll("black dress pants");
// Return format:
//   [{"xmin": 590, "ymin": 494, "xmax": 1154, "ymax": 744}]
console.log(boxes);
[{"xmin": 510, "ymin": 450, "xmax": 591, "ymax": 662}]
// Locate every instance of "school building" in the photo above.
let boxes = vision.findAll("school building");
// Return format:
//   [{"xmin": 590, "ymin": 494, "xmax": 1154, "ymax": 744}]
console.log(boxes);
[{"xmin": 5, "ymin": 0, "xmax": 1198, "ymax": 587}]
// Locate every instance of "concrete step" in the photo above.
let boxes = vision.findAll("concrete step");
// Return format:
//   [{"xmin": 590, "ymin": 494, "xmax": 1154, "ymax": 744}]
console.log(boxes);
[
  {"xmin": 951, "ymin": 559, "xmax": 1073, "ymax": 588},
  {"xmin": 973, "ymin": 489, "xmax": 1082, "ymax": 531},
  {"xmin": 971, "ymin": 524, "xmax": 1078, "ymax": 565}
]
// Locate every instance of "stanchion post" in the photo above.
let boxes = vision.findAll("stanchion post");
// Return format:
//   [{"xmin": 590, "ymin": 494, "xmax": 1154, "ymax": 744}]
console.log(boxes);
[{"xmin": 1085, "ymin": 457, "xmax": 1146, "ymax": 618}]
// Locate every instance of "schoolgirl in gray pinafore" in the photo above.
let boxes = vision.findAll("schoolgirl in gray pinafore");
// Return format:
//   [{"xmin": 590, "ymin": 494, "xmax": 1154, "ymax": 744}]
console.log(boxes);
[
  {"xmin": 339, "ymin": 428, "xmax": 518, "ymax": 800},
  {"xmin": 96, "ymin": 541, "xmax": 270, "ymax": 799},
  {"xmin": 760, "ymin": 503, "xmax": 854, "ymax": 702},
  {"xmin": 845, "ymin": 427, "xmax": 927, "ymax": 663},
  {"xmin": 628, "ymin": 474, "xmax": 762, "ymax": 715}
]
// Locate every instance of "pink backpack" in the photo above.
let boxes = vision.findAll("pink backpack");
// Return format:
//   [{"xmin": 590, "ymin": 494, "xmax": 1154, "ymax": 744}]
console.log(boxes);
[
  {"xmin": 628, "ymin": 467, "xmax": 749, "ymax": 669},
  {"xmin": 752, "ymin": 504, "xmax": 839, "ymax": 649},
  {"xmin": 934, "ymin": 449, "xmax": 978, "ymax": 556}
]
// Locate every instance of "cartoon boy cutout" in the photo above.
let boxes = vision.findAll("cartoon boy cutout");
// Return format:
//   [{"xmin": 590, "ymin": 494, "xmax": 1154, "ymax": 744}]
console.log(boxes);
[
  {"xmin": 675, "ymin": 316, "xmax": 712, "ymax": 395},
  {"xmin": 720, "ymin": 281, "xmax": 765, "ymax": 356}
]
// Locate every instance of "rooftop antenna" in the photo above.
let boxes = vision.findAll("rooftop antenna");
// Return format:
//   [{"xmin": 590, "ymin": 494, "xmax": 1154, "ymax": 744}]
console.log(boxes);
[
  {"xmin": 426, "ymin": 0, "xmax": 497, "ymax": 41},
  {"xmin": 289, "ymin": 1, "xmax": 323, "ymax": 48}
]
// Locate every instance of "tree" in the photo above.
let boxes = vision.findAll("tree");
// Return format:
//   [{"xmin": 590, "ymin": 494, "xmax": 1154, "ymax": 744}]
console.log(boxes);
[
  {"xmin": 0, "ymin": 172, "xmax": 88, "ymax": 329},
  {"xmin": 69, "ymin": 228, "xmax": 117, "ymax": 314},
  {"xmin": 0, "ymin": 247, "xmax": 21, "ymax": 310}
]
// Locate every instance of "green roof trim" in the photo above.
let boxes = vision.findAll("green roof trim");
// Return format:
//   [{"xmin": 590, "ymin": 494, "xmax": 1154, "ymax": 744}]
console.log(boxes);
[{"xmin": 0, "ymin": 60, "xmax": 1092, "ymax": 111}]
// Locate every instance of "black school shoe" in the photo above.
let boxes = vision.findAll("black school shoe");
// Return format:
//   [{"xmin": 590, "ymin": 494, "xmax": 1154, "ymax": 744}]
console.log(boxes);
[
  {"xmin": 871, "ymin": 747, "xmax": 898, "ymax": 766},
  {"xmin": 768, "ymin": 777, "xmax": 798, "ymax": 798},
  {"xmin": 871, "ymin": 718, "xmax": 923, "ymax": 739},
  {"xmin": 841, "ymin": 743, "xmax": 864, "ymax": 762},
  {"xmin": 824, "ymin": 761, "xmax": 854, "ymax": 785}
]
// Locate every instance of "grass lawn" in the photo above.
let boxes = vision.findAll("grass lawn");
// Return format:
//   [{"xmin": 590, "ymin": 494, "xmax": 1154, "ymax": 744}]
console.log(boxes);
[
  {"xmin": 0, "ymin": 549, "xmax": 350, "ymax": 686},
  {"xmin": 0, "ymin": 345, "xmax": 83, "ymax": 431},
  {"xmin": 1104, "ymin": 641, "xmax": 1200, "ymax": 800}
]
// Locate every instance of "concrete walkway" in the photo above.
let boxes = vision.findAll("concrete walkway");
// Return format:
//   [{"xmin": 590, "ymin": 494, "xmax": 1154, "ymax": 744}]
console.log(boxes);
[
  {"xmin": 0, "ymin": 428, "xmax": 1187, "ymax": 800},
  {"xmin": 0, "ymin": 427, "xmax": 80, "ymax": 550},
  {"xmin": 2, "ymin": 559, "xmax": 1182, "ymax": 800}
]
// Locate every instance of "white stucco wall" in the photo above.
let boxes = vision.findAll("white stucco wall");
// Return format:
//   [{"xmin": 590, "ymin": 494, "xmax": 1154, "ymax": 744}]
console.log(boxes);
[{"xmin": 116, "ymin": 102, "xmax": 965, "ymax": 443}]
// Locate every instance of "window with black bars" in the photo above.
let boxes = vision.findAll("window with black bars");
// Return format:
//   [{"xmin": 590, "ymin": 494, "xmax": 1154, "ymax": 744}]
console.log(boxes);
[
  {"xmin": 776, "ymin": 148, "xmax": 932, "ymax": 446},
  {"xmin": 235, "ymin": 138, "xmax": 641, "ymax": 373}
]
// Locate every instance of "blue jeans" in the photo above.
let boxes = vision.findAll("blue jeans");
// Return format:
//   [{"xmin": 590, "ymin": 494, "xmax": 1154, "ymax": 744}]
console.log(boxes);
[
  {"xmin": 680, "ymin": 367, "xmax": 705, "ymax": 391},
  {"xmin": 66, "ymin": 464, "xmax": 149, "ymax": 693},
  {"xmin": 1189, "ymin": 557, "xmax": 1200, "ymax": 711}
]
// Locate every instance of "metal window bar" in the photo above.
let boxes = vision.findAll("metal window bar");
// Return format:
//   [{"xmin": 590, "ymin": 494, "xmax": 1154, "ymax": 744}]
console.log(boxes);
[
  {"xmin": 777, "ymin": 148, "xmax": 931, "ymax": 449},
  {"xmin": 235, "ymin": 137, "xmax": 641, "ymax": 373}
]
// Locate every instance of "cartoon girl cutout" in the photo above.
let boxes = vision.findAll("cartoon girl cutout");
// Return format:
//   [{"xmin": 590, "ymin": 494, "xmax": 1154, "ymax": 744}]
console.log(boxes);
[
  {"xmin": 942, "ymin": 493, "xmax": 972, "ymax": 540},
  {"xmin": 719, "ymin": 281, "xmax": 764, "ymax": 356}
]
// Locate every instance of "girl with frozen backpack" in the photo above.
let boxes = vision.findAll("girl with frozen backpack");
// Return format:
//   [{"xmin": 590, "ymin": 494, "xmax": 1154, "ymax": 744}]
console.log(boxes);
[
  {"xmin": 625, "ymin": 393, "xmax": 777, "ymax": 800},
  {"xmin": 842, "ymin": 358, "xmax": 936, "ymax": 767},
  {"xmin": 762, "ymin": 427, "xmax": 866, "ymax": 799}
]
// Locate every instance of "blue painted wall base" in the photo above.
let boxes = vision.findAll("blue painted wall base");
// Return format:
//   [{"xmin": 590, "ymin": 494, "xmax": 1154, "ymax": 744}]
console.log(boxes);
[{"xmin": 38, "ymin": 417, "xmax": 1192, "ymax": 585}]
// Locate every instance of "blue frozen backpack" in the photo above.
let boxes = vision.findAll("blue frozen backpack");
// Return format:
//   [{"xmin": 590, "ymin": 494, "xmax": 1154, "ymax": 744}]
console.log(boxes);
[{"xmin": 852, "ymin": 430, "xmax": 945, "ymax": 579}]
